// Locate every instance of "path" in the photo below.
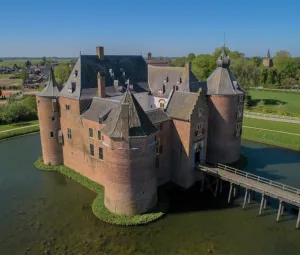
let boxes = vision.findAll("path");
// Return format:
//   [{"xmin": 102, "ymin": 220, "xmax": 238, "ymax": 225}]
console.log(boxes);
[
  {"xmin": 244, "ymin": 113, "xmax": 300, "ymax": 124},
  {"xmin": 0, "ymin": 124, "xmax": 39, "ymax": 133},
  {"xmin": 243, "ymin": 126, "xmax": 300, "ymax": 136}
]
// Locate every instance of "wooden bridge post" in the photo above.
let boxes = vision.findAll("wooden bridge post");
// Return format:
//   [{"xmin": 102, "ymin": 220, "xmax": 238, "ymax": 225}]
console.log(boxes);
[
  {"xmin": 233, "ymin": 185, "xmax": 237, "ymax": 198},
  {"xmin": 263, "ymin": 196, "xmax": 268, "ymax": 209},
  {"xmin": 228, "ymin": 183, "xmax": 233, "ymax": 203},
  {"xmin": 259, "ymin": 194, "xmax": 265, "ymax": 215},
  {"xmin": 277, "ymin": 200, "xmax": 283, "ymax": 222},
  {"xmin": 248, "ymin": 190, "xmax": 251, "ymax": 204},
  {"xmin": 296, "ymin": 209, "xmax": 300, "ymax": 229},
  {"xmin": 243, "ymin": 189, "xmax": 248, "ymax": 209},
  {"xmin": 280, "ymin": 202, "xmax": 284, "ymax": 216}
]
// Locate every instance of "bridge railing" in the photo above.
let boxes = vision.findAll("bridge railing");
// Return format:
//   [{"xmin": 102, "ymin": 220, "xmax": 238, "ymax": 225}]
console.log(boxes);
[{"xmin": 199, "ymin": 163, "xmax": 300, "ymax": 196}]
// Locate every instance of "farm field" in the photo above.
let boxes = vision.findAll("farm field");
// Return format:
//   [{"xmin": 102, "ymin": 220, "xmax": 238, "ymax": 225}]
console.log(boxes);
[
  {"xmin": 0, "ymin": 73, "xmax": 22, "ymax": 87},
  {"xmin": 248, "ymin": 90, "xmax": 300, "ymax": 115},
  {"xmin": 1, "ymin": 58, "xmax": 75, "ymax": 68}
]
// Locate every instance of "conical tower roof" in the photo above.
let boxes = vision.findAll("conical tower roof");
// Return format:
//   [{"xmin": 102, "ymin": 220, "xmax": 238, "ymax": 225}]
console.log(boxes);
[
  {"xmin": 37, "ymin": 67, "xmax": 61, "ymax": 97},
  {"xmin": 101, "ymin": 89, "xmax": 158, "ymax": 139},
  {"xmin": 266, "ymin": 49, "xmax": 271, "ymax": 59},
  {"xmin": 205, "ymin": 46, "xmax": 244, "ymax": 95}
]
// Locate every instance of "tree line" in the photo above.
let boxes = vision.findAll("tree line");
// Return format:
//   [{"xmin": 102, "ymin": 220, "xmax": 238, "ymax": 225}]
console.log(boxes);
[{"xmin": 169, "ymin": 48, "xmax": 300, "ymax": 89}]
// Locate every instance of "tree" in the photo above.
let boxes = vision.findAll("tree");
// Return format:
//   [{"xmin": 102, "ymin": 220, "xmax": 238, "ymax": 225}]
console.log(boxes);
[
  {"xmin": 54, "ymin": 64, "xmax": 72, "ymax": 86},
  {"xmin": 212, "ymin": 46, "xmax": 230, "ymax": 58},
  {"xmin": 25, "ymin": 60, "xmax": 32, "ymax": 68},
  {"xmin": 187, "ymin": 53, "xmax": 196, "ymax": 61},
  {"xmin": 21, "ymin": 68, "xmax": 28, "ymax": 82},
  {"xmin": 21, "ymin": 96, "xmax": 37, "ymax": 115},
  {"xmin": 250, "ymin": 56, "xmax": 262, "ymax": 67},
  {"xmin": 260, "ymin": 68, "xmax": 268, "ymax": 85},
  {"xmin": 0, "ymin": 88, "xmax": 2, "ymax": 97},
  {"xmin": 192, "ymin": 54, "xmax": 216, "ymax": 80},
  {"xmin": 40, "ymin": 56, "xmax": 47, "ymax": 66},
  {"xmin": 275, "ymin": 50, "xmax": 291, "ymax": 58}
]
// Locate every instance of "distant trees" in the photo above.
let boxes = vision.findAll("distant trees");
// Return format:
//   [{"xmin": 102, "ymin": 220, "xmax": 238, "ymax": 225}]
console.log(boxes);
[
  {"xmin": 54, "ymin": 64, "xmax": 72, "ymax": 86},
  {"xmin": 40, "ymin": 56, "xmax": 47, "ymax": 66},
  {"xmin": 0, "ymin": 59, "xmax": 3, "ymax": 62},
  {"xmin": 25, "ymin": 60, "xmax": 32, "ymax": 68},
  {"xmin": 0, "ymin": 96, "xmax": 37, "ymax": 124},
  {"xmin": 169, "ymin": 48, "xmax": 300, "ymax": 90}
]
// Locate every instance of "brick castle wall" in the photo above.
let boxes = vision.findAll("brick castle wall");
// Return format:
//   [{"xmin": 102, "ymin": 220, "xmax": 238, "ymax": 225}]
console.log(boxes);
[
  {"xmin": 36, "ymin": 96, "xmax": 63, "ymax": 165},
  {"xmin": 206, "ymin": 95, "xmax": 242, "ymax": 164}
]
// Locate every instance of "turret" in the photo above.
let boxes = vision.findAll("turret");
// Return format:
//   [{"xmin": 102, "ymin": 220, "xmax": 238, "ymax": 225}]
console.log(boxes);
[
  {"xmin": 36, "ymin": 67, "xmax": 63, "ymax": 165},
  {"xmin": 205, "ymin": 46, "xmax": 244, "ymax": 164},
  {"xmin": 101, "ymin": 89, "xmax": 158, "ymax": 215}
]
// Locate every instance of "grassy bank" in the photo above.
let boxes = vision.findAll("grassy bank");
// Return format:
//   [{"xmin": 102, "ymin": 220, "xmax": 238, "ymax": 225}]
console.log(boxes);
[
  {"xmin": 242, "ymin": 117, "xmax": 300, "ymax": 151},
  {"xmin": 33, "ymin": 157, "xmax": 167, "ymax": 226},
  {"xmin": 0, "ymin": 123, "xmax": 40, "ymax": 140},
  {"xmin": 248, "ymin": 90, "xmax": 300, "ymax": 117},
  {"xmin": 0, "ymin": 120, "xmax": 39, "ymax": 131}
]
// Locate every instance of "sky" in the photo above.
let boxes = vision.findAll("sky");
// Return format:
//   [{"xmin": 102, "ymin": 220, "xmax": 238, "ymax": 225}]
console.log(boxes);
[{"xmin": 1, "ymin": 0, "xmax": 300, "ymax": 58}]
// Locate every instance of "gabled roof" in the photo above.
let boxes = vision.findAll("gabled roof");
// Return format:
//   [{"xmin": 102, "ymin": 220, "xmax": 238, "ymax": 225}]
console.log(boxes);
[
  {"xmin": 205, "ymin": 48, "xmax": 244, "ymax": 95},
  {"xmin": 81, "ymin": 97, "xmax": 119, "ymax": 122},
  {"xmin": 59, "ymin": 54, "xmax": 149, "ymax": 100},
  {"xmin": 166, "ymin": 91, "xmax": 199, "ymax": 121},
  {"xmin": 146, "ymin": 108, "xmax": 171, "ymax": 124},
  {"xmin": 148, "ymin": 65, "xmax": 200, "ymax": 98},
  {"xmin": 36, "ymin": 67, "xmax": 61, "ymax": 97},
  {"xmin": 101, "ymin": 89, "xmax": 157, "ymax": 139}
]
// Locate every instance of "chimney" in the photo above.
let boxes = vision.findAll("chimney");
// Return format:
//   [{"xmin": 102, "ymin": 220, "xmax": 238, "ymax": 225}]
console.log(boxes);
[
  {"xmin": 185, "ymin": 61, "xmax": 192, "ymax": 72},
  {"xmin": 96, "ymin": 46, "xmax": 104, "ymax": 60},
  {"xmin": 121, "ymin": 103, "xmax": 129, "ymax": 141},
  {"xmin": 97, "ymin": 72, "xmax": 106, "ymax": 98}
]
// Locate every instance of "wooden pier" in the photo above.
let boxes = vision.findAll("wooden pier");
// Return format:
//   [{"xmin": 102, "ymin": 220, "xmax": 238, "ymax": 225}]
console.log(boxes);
[{"xmin": 198, "ymin": 163, "xmax": 300, "ymax": 229}]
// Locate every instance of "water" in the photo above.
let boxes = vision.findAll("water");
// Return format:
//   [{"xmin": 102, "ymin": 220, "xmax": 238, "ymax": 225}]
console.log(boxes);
[{"xmin": 0, "ymin": 135, "xmax": 300, "ymax": 255}]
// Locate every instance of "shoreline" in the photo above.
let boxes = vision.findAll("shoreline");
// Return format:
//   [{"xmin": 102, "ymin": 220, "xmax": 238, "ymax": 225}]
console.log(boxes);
[{"xmin": 33, "ymin": 157, "xmax": 168, "ymax": 226}]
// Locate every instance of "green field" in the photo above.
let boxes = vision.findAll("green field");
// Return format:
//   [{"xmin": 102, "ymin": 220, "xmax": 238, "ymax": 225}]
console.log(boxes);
[
  {"xmin": 242, "ymin": 117, "xmax": 300, "ymax": 151},
  {"xmin": 1, "ymin": 58, "xmax": 75, "ymax": 68},
  {"xmin": 248, "ymin": 90, "xmax": 300, "ymax": 115},
  {"xmin": 0, "ymin": 120, "xmax": 39, "ymax": 132}
]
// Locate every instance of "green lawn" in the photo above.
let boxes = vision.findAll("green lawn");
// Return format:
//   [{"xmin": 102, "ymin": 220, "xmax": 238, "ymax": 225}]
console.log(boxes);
[
  {"xmin": 249, "ymin": 90, "xmax": 300, "ymax": 114},
  {"xmin": 242, "ymin": 117, "xmax": 300, "ymax": 151},
  {"xmin": 243, "ymin": 117, "xmax": 300, "ymax": 135},
  {"xmin": 0, "ymin": 120, "xmax": 39, "ymax": 132}
]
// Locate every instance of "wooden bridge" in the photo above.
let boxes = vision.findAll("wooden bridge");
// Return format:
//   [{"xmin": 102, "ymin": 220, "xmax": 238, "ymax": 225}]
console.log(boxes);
[{"xmin": 198, "ymin": 163, "xmax": 300, "ymax": 229}]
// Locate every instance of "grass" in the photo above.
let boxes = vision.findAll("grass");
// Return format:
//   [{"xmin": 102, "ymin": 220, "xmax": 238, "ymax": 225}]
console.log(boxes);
[
  {"xmin": 248, "ymin": 90, "xmax": 300, "ymax": 116},
  {"xmin": 0, "ymin": 124, "xmax": 40, "ymax": 140},
  {"xmin": 242, "ymin": 117, "xmax": 300, "ymax": 151},
  {"xmin": 0, "ymin": 120, "xmax": 39, "ymax": 132},
  {"xmin": 33, "ymin": 157, "xmax": 167, "ymax": 226}
]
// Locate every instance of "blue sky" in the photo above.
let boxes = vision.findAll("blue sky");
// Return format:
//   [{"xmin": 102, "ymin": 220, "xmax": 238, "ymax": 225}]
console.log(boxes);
[{"xmin": 1, "ymin": 0, "xmax": 299, "ymax": 57}]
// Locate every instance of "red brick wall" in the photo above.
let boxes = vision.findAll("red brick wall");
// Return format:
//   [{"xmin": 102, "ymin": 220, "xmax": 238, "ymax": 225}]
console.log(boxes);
[
  {"xmin": 206, "ymin": 95, "xmax": 243, "ymax": 164},
  {"xmin": 36, "ymin": 96, "xmax": 63, "ymax": 165}
]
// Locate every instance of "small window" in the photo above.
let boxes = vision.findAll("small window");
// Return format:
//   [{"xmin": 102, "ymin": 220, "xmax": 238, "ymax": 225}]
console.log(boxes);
[
  {"xmin": 52, "ymin": 117, "xmax": 55, "ymax": 121},
  {"xmin": 160, "ymin": 102, "xmax": 165, "ymax": 108},
  {"xmin": 98, "ymin": 130, "xmax": 102, "ymax": 140},
  {"xmin": 90, "ymin": 144, "xmax": 94, "ymax": 156},
  {"xmin": 235, "ymin": 122, "xmax": 242, "ymax": 137},
  {"xmin": 198, "ymin": 108, "xmax": 203, "ymax": 117},
  {"xmin": 89, "ymin": 128, "xmax": 94, "ymax": 138},
  {"xmin": 66, "ymin": 105, "xmax": 71, "ymax": 110},
  {"xmin": 156, "ymin": 138, "xmax": 162, "ymax": 154},
  {"xmin": 239, "ymin": 95, "xmax": 244, "ymax": 103},
  {"xmin": 37, "ymin": 100, "xmax": 40, "ymax": 104},
  {"xmin": 195, "ymin": 123, "xmax": 202, "ymax": 137},
  {"xmin": 99, "ymin": 147, "xmax": 103, "ymax": 160},
  {"xmin": 50, "ymin": 131, "xmax": 55, "ymax": 138},
  {"xmin": 67, "ymin": 128, "xmax": 72, "ymax": 140},
  {"xmin": 237, "ymin": 106, "xmax": 243, "ymax": 118}
]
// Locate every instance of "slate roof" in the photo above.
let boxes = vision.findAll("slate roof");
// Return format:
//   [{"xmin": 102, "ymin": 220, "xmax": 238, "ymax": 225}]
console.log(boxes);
[
  {"xmin": 205, "ymin": 49, "xmax": 244, "ymax": 95},
  {"xmin": 148, "ymin": 65, "xmax": 200, "ymax": 98},
  {"xmin": 36, "ymin": 67, "xmax": 61, "ymax": 97},
  {"xmin": 59, "ymin": 54, "xmax": 149, "ymax": 100},
  {"xmin": 166, "ymin": 91, "xmax": 199, "ymax": 121},
  {"xmin": 81, "ymin": 97, "xmax": 119, "ymax": 122},
  {"xmin": 146, "ymin": 109, "xmax": 171, "ymax": 124},
  {"xmin": 101, "ymin": 89, "xmax": 158, "ymax": 139}
]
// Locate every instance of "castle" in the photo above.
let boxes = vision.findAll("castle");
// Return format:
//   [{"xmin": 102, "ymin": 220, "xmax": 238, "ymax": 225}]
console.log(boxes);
[{"xmin": 36, "ymin": 46, "xmax": 245, "ymax": 215}]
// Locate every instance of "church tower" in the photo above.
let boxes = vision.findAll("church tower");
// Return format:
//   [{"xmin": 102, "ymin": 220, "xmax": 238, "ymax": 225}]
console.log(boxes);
[
  {"xmin": 263, "ymin": 49, "xmax": 273, "ymax": 68},
  {"xmin": 36, "ymin": 68, "xmax": 63, "ymax": 165},
  {"xmin": 205, "ymin": 46, "xmax": 245, "ymax": 164}
]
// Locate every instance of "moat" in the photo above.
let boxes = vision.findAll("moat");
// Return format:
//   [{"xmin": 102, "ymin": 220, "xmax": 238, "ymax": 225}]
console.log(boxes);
[{"xmin": 1, "ymin": 134, "xmax": 300, "ymax": 255}]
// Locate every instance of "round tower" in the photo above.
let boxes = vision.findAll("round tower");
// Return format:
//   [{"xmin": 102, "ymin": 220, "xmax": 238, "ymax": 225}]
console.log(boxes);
[
  {"xmin": 205, "ymin": 47, "xmax": 245, "ymax": 164},
  {"xmin": 101, "ymin": 90, "xmax": 158, "ymax": 215},
  {"xmin": 36, "ymin": 68, "xmax": 63, "ymax": 165}
]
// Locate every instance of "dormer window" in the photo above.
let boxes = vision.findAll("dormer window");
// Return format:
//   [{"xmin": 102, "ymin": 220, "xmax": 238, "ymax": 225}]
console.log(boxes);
[
  {"xmin": 68, "ymin": 82, "xmax": 76, "ymax": 93},
  {"xmin": 74, "ymin": 70, "xmax": 78, "ymax": 77}
]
